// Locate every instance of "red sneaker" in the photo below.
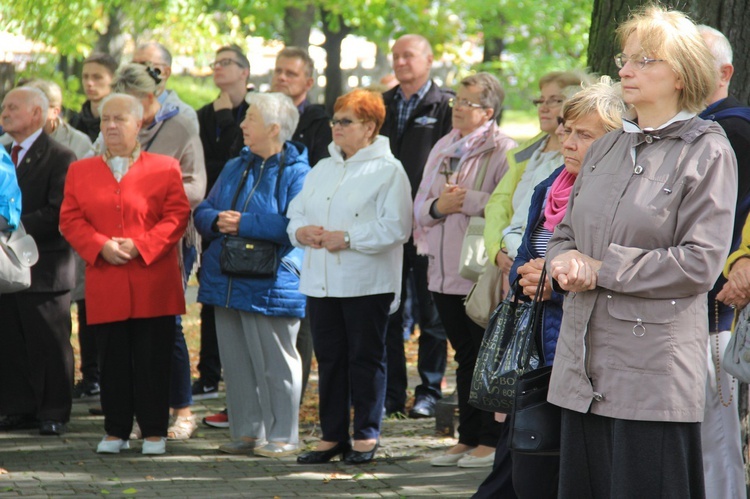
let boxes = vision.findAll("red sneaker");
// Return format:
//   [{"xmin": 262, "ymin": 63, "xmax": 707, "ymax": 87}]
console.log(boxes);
[{"xmin": 202, "ymin": 408, "xmax": 229, "ymax": 428}]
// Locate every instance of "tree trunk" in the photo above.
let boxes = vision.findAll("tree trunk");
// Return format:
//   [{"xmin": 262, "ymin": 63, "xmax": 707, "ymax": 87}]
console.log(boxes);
[
  {"xmin": 321, "ymin": 11, "xmax": 350, "ymax": 114},
  {"xmin": 688, "ymin": 0, "xmax": 750, "ymax": 103},
  {"xmin": 283, "ymin": 5, "xmax": 316, "ymax": 48},
  {"xmin": 94, "ymin": 5, "xmax": 125, "ymax": 62},
  {"xmin": 587, "ymin": 0, "xmax": 645, "ymax": 78}
]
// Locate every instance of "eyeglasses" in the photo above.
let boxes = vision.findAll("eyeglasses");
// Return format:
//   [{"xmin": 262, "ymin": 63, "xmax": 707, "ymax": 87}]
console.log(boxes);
[
  {"xmin": 448, "ymin": 98, "xmax": 485, "ymax": 110},
  {"xmin": 532, "ymin": 97, "xmax": 565, "ymax": 108},
  {"xmin": 614, "ymin": 53, "xmax": 665, "ymax": 70},
  {"xmin": 329, "ymin": 118, "xmax": 364, "ymax": 128},
  {"xmin": 209, "ymin": 59, "xmax": 245, "ymax": 70}
]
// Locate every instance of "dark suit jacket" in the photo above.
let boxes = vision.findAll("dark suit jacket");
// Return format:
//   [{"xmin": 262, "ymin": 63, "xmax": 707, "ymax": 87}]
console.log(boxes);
[
  {"xmin": 6, "ymin": 131, "xmax": 76, "ymax": 292},
  {"xmin": 381, "ymin": 81, "xmax": 454, "ymax": 198}
]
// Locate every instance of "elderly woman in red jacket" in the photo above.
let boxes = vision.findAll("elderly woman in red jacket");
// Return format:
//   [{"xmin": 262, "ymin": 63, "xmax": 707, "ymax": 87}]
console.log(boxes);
[{"xmin": 60, "ymin": 93, "xmax": 190, "ymax": 455}]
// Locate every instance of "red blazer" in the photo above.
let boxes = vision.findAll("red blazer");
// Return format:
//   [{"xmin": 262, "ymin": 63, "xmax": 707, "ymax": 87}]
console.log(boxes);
[{"xmin": 60, "ymin": 152, "xmax": 190, "ymax": 325}]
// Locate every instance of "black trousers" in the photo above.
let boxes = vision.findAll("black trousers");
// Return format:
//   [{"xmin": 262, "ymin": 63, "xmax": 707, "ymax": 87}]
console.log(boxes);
[
  {"xmin": 559, "ymin": 409, "xmax": 705, "ymax": 499},
  {"xmin": 76, "ymin": 300, "xmax": 99, "ymax": 383},
  {"xmin": 433, "ymin": 292, "xmax": 503, "ymax": 447},
  {"xmin": 91, "ymin": 316, "xmax": 174, "ymax": 440},
  {"xmin": 0, "ymin": 291, "xmax": 73, "ymax": 422},
  {"xmin": 198, "ymin": 304, "xmax": 222, "ymax": 386},
  {"xmin": 385, "ymin": 241, "xmax": 447, "ymax": 411},
  {"xmin": 308, "ymin": 294, "xmax": 392, "ymax": 442}
]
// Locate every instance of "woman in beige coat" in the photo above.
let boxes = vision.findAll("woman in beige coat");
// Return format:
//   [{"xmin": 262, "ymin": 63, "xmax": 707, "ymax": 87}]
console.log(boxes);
[{"xmin": 546, "ymin": 6, "xmax": 737, "ymax": 498}]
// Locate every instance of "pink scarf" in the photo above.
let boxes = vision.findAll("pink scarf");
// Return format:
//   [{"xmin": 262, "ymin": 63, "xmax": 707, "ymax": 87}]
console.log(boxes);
[{"xmin": 543, "ymin": 169, "xmax": 576, "ymax": 232}]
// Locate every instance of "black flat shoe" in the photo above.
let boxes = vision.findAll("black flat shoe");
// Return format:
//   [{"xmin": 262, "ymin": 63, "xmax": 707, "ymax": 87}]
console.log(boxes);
[
  {"xmin": 39, "ymin": 420, "xmax": 66, "ymax": 436},
  {"xmin": 0, "ymin": 414, "xmax": 38, "ymax": 431},
  {"xmin": 297, "ymin": 441, "xmax": 351, "ymax": 464},
  {"xmin": 344, "ymin": 441, "xmax": 379, "ymax": 464}
]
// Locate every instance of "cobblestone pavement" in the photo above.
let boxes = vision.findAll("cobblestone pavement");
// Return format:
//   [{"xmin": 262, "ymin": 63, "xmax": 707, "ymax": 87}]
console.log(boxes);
[{"xmin": 0, "ymin": 395, "xmax": 490, "ymax": 498}]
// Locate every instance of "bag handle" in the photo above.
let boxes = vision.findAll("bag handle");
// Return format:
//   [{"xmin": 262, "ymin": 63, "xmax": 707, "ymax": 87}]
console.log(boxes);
[
  {"xmin": 472, "ymin": 151, "xmax": 493, "ymax": 191},
  {"xmin": 523, "ymin": 264, "xmax": 547, "ymax": 367},
  {"xmin": 229, "ymin": 150, "xmax": 287, "ymax": 215}
]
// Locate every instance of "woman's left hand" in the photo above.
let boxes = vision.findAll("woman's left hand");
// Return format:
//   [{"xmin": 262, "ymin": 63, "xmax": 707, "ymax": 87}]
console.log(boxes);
[
  {"xmin": 518, "ymin": 258, "xmax": 552, "ymax": 300},
  {"xmin": 217, "ymin": 210, "xmax": 241, "ymax": 235},
  {"xmin": 111, "ymin": 237, "xmax": 140, "ymax": 258},
  {"xmin": 550, "ymin": 250, "xmax": 601, "ymax": 292},
  {"xmin": 321, "ymin": 230, "xmax": 348, "ymax": 252}
]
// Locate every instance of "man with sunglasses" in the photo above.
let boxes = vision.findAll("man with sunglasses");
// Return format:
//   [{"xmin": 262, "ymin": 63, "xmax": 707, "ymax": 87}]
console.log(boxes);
[
  {"xmin": 133, "ymin": 42, "xmax": 199, "ymax": 134},
  {"xmin": 194, "ymin": 45, "xmax": 252, "ymax": 406},
  {"xmin": 380, "ymin": 34, "xmax": 454, "ymax": 419}
]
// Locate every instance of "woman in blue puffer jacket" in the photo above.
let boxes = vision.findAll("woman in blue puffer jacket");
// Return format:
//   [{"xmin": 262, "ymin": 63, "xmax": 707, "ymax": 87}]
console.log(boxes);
[{"xmin": 195, "ymin": 92, "xmax": 309, "ymax": 458}]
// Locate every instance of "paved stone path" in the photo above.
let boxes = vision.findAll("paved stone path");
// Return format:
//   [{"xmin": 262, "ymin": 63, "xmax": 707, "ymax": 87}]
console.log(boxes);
[{"xmin": 0, "ymin": 394, "xmax": 490, "ymax": 498}]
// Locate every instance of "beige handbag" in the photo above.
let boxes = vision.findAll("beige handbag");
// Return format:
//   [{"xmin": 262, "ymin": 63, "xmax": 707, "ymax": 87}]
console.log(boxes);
[
  {"xmin": 464, "ymin": 258, "xmax": 504, "ymax": 328},
  {"xmin": 458, "ymin": 153, "xmax": 493, "ymax": 282}
]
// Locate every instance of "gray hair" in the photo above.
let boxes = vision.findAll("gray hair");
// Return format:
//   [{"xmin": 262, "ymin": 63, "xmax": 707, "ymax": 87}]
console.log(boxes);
[
  {"xmin": 460, "ymin": 72, "xmax": 505, "ymax": 121},
  {"xmin": 112, "ymin": 63, "xmax": 159, "ymax": 99},
  {"xmin": 23, "ymin": 79, "xmax": 62, "ymax": 109},
  {"xmin": 136, "ymin": 41, "xmax": 172, "ymax": 66},
  {"xmin": 11, "ymin": 87, "xmax": 49, "ymax": 118},
  {"xmin": 245, "ymin": 92, "xmax": 300, "ymax": 144},
  {"xmin": 99, "ymin": 93, "xmax": 144, "ymax": 121},
  {"xmin": 698, "ymin": 25, "xmax": 733, "ymax": 69}
]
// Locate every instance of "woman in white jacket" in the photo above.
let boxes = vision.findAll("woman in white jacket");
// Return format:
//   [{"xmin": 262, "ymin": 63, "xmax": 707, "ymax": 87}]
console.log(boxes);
[{"xmin": 287, "ymin": 88, "xmax": 412, "ymax": 465}]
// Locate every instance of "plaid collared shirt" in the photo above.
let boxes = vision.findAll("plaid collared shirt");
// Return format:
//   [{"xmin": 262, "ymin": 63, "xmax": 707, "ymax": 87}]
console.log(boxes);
[{"xmin": 394, "ymin": 80, "xmax": 432, "ymax": 139}]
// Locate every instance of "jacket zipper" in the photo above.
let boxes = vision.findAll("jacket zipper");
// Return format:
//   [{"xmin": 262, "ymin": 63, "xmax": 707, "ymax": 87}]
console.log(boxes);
[
  {"xmin": 225, "ymin": 160, "xmax": 266, "ymax": 307},
  {"xmin": 323, "ymin": 160, "xmax": 347, "ymax": 293}
]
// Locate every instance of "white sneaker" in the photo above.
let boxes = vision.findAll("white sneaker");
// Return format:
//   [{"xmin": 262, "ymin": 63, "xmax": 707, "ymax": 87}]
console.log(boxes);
[
  {"xmin": 253, "ymin": 442, "xmax": 299, "ymax": 458},
  {"xmin": 96, "ymin": 437, "xmax": 130, "ymax": 454},
  {"xmin": 219, "ymin": 440, "xmax": 264, "ymax": 454},
  {"xmin": 430, "ymin": 449, "xmax": 473, "ymax": 467},
  {"xmin": 457, "ymin": 452, "xmax": 495, "ymax": 468},
  {"xmin": 142, "ymin": 437, "xmax": 167, "ymax": 455}
]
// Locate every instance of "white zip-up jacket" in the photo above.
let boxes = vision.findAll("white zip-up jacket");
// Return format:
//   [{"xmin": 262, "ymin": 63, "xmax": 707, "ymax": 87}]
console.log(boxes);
[{"xmin": 287, "ymin": 135, "xmax": 412, "ymax": 300}]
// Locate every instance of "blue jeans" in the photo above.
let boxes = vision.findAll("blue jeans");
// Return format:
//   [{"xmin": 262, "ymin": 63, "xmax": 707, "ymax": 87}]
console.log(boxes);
[{"xmin": 170, "ymin": 242, "xmax": 196, "ymax": 409}]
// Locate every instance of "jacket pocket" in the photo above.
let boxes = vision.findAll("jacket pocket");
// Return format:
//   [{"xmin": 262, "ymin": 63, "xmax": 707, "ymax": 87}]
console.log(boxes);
[{"xmin": 605, "ymin": 294, "xmax": 676, "ymax": 375}]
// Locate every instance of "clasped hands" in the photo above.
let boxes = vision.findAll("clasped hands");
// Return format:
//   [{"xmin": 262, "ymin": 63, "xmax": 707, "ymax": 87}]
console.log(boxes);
[
  {"xmin": 435, "ymin": 184, "xmax": 466, "ymax": 216},
  {"xmin": 100, "ymin": 237, "xmax": 140, "ymax": 265},
  {"xmin": 296, "ymin": 225, "xmax": 348, "ymax": 252},
  {"xmin": 717, "ymin": 257, "xmax": 750, "ymax": 309},
  {"xmin": 549, "ymin": 250, "xmax": 601, "ymax": 293}
]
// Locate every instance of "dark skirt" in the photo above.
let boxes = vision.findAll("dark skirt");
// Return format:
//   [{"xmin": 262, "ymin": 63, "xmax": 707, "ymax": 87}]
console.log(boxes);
[{"xmin": 559, "ymin": 409, "xmax": 705, "ymax": 499}]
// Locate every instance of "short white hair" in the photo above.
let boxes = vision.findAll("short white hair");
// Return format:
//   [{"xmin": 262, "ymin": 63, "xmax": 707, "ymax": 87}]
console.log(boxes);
[
  {"xmin": 698, "ymin": 25, "xmax": 733, "ymax": 69},
  {"xmin": 10, "ymin": 87, "xmax": 49, "ymax": 119},
  {"xmin": 99, "ymin": 93, "xmax": 144, "ymax": 121},
  {"xmin": 245, "ymin": 92, "xmax": 300, "ymax": 144}
]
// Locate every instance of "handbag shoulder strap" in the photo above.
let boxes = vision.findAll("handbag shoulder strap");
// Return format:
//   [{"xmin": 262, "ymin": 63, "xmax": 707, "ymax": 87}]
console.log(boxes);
[
  {"xmin": 230, "ymin": 158, "xmax": 254, "ymax": 211},
  {"xmin": 472, "ymin": 149, "xmax": 494, "ymax": 191},
  {"xmin": 236, "ymin": 150, "xmax": 287, "ymax": 214},
  {"xmin": 529, "ymin": 263, "xmax": 548, "ymax": 365}
]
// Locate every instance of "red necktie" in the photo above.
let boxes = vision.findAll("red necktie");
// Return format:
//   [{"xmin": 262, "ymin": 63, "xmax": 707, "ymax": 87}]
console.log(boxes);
[{"xmin": 11, "ymin": 145, "xmax": 22, "ymax": 167}]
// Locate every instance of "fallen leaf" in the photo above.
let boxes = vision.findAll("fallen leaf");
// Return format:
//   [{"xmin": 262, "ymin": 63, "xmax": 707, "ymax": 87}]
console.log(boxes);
[
  {"xmin": 100, "ymin": 489, "xmax": 110, "ymax": 495},
  {"xmin": 123, "ymin": 487, "xmax": 138, "ymax": 494}
]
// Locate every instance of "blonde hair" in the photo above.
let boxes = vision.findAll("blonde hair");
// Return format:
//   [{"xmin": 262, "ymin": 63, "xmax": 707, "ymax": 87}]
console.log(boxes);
[
  {"xmin": 112, "ymin": 63, "xmax": 160, "ymax": 99},
  {"xmin": 616, "ymin": 4, "xmax": 715, "ymax": 113},
  {"xmin": 562, "ymin": 76, "xmax": 628, "ymax": 132}
]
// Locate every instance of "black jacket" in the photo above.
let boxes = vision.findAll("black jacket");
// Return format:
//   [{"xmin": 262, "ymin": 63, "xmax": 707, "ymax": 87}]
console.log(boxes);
[
  {"xmin": 381, "ymin": 81, "xmax": 454, "ymax": 197},
  {"xmin": 69, "ymin": 101, "xmax": 101, "ymax": 143},
  {"xmin": 197, "ymin": 99, "xmax": 249, "ymax": 195},
  {"xmin": 294, "ymin": 102, "xmax": 331, "ymax": 168},
  {"xmin": 6, "ymin": 132, "xmax": 76, "ymax": 292}
]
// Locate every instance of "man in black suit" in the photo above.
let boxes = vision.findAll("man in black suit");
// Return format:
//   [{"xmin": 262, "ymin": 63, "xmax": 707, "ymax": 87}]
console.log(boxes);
[{"xmin": 0, "ymin": 87, "xmax": 76, "ymax": 435}]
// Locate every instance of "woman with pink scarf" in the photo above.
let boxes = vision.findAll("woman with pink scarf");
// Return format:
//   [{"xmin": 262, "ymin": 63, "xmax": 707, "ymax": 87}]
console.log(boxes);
[
  {"xmin": 473, "ymin": 76, "xmax": 626, "ymax": 499},
  {"xmin": 414, "ymin": 73, "xmax": 517, "ymax": 468}
]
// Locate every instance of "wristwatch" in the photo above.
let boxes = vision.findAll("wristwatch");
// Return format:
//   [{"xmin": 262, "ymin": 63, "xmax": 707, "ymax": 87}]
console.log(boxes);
[{"xmin": 343, "ymin": 232, "xmax": 350, "ymax": 248}]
